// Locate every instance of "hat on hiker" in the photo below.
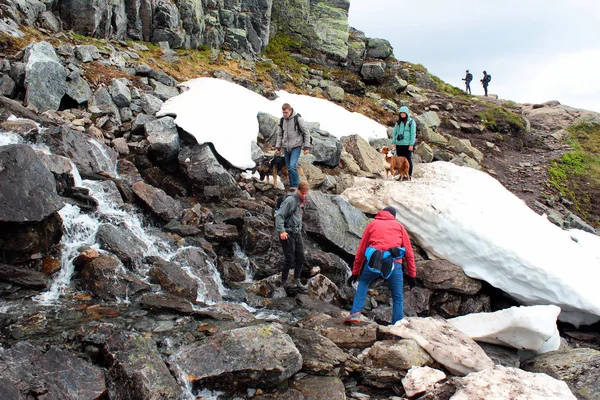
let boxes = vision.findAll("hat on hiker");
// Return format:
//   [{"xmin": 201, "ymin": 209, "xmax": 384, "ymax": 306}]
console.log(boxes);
[{"xmin": 383, "ymin": 206, "xmax": 397, "ymax": 217}]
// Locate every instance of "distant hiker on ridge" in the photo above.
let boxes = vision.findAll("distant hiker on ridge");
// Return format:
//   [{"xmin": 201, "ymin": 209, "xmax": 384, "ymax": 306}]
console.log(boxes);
[
  {"xmin": 481, "ymin": 70, "xmax": 491, "ymax": 96},
  {"xmin": 462, "ymin": 69, "xmax": 473, "ymax": 94}
]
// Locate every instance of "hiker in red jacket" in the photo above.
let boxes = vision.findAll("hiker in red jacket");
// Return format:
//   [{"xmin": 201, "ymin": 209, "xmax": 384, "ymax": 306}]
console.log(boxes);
[{"xmin": 345, "ymin": 206, "xmax": 417, "ymax": 324}]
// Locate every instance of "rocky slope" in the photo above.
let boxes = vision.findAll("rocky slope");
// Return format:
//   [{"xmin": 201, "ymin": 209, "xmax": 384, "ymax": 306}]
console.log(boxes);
[{"xmin": 1, "ymin": 1, "xmax": 599, "ymax": 399}]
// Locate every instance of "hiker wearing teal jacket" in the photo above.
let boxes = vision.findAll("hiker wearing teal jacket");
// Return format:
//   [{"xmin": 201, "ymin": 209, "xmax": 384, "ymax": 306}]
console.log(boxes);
[{"xmin": 392, "ymin": 106, "xmax": 417, "ymax": 178}]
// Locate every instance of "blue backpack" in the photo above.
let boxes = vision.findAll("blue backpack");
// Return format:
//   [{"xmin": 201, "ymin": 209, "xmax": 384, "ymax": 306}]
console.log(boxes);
[{"xmin": 364, "ymin": 247, "xmax": 406, "ymax": 279}]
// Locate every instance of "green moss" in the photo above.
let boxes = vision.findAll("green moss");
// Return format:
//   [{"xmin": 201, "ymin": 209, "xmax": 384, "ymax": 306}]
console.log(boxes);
[
  {"xmin": 429, "ymin": 74, "xmax": 467, "ymax": 97},
  {"xmin": 547, "ymin": 121, "xmax": 600, "ymax": 224},
  {"xmin": 477, "ymin": 104, "xmax": 527, "ymax": 133},
  {"xmin": 263, "ymin": 33, "xmax": 305, "ymax": 77}
]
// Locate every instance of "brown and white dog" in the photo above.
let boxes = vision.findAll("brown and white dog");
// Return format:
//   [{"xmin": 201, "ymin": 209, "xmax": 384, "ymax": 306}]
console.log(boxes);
[
  {"xmin": 253, "ymin": 155, "xmax": 305, "ymax": 187},
  {"xmin": 380, "ymin": 146, "xmax": 410, "ymax": 181}
]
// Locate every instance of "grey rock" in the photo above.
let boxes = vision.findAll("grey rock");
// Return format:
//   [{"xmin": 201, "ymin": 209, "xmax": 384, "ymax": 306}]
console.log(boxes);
[
  {"xmin": 0, "ymin": 144, "xmax": 63, "ymax": 222},
  {"xmin": 140, "ymin": 93, "xmax": 164, "ymax": 115},
  {"xmin": 132, "ymin": 113, "xmax": 156, "ymax": 135},
  {"xmin": 178, "ymin": 324, "xmax": 302, "ymax": 389},
  {"xmin": 178, "ymin": 144, "xmax": 238, "ymax": 195},
  {"xmin": 80, "ymin": 254, "xmax": 151, "ymax": 300},
  {"xmin": 361, "ymin": 62, "xmax": 386, "ymax": 83},
  {"xmin": 59, "ymin": 0, "xmax": 126, "ymax": 40},
  {"xmin": 150, "ymin": 79, "xmax": 179, "ymax": 101},
  {"xmin": 303, "ymin": 191, "xmax": 369, "ymax": 257},
  {"xmin": 145, "ymin": 116, "xmax": 180, "ymax": 162},
  {"xmin": 0, "ymin": 263, "xmax": 50, "ymax": 288},
  {"xmin": 565, "ymin": 212, "xmax": 596, "ymax": 234},
  {"xmin": 311, "ymin": 130, "xmax": 342, "ymax": 168},
  {"xmin": 0, "ymin": 74, "xmax": 17, "ymax": 98},
  {"xmin": 110, "ymin": 78, "xmax": 131, "ymax": 107},
  {"xmin": 366, "ymin": 37, "xmax": 393, "ymax": 59},
  {"xmin": 132, "ymin": 181, "xmax": 184, "ymax": 221},
  {"xmin": 23, "ymin": 42, "xmax": 67, "ymax": 112},
  {"xmin": 89, "ymin": 86, "xmax": 121, "ymax": 124},
  {"xmin": 147, "ymin": 257, "xmax": 199, "ymax": 301},
  {"xmin": 64, "ymin": 73, "xmax": 92, "ymax": 104},
  {"xmin": 135, "ymin": 64, "xmax": 177, "ymax": 86},
  {"xmin": 417, "ymin": 260, "xmax": 482, "ymax": 295},
  {"xmin": 172, "ymin": 247, "xmax": 222, "ymax": 304},
  {"xmin": 326, "ymin": 85, "xmax": 344, "ymax": 102},
  {"xmin": 39, "ymin": 10, "xmax": 61, "ymax": 32}
]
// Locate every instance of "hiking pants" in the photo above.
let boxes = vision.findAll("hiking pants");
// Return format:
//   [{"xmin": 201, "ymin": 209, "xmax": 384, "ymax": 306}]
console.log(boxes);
[
  {"xmin": 280, "ymin": 231, "xmax": 304, "ymax": 283},
  {"xmin": 483, "ymin": 83, "xmax": 488, "ymax": 96},
  {"xmin": 350, "ymin": 262, "xmax": 404, "ymax": 324},
  {"xmin": 284, "ymin": 147, "xmax": 301, "ymax": 188},
  {"xmin": 465, "ymin": 81, "xmax": 471, "ymax": 94},
  {"xmin": 395, "ymin": 145, "xmax": 414, "ymax": 177}
]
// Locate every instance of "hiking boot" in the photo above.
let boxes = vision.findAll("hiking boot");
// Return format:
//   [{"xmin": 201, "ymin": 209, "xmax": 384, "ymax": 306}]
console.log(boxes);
[
  {"xmin": 344, "ymin": 312, "xmax": 361, "ymax": 324},
  {"xmin": 292, "ymin": 278, "xmax": 307, "ymax": 293}
]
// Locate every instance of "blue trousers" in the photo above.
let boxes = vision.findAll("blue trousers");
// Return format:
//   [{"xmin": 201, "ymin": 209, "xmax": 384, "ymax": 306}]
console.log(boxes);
[
  {"xmin": 284, "ymin": 147, "xmax": 302, "ymax": 188},
  {"xmin": 350, "ymin": 262, "xmax": 404, "ymax": 324}
]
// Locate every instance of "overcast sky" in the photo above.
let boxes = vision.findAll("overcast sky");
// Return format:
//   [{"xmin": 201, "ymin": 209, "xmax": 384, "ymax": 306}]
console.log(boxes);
[{"xmin": 348, "ymin": 0, "xmax": 600, "ymax": 113}]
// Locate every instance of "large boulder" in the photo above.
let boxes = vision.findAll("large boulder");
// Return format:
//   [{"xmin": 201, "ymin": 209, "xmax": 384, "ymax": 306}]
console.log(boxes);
[
  {"xmin": 147, "ymin": 257, "xmax": 199, "ymax": 301},
  {"xmin": 177, "ymin": 324, "xmax": 302, "ymax": 389},
  {"xmin": 0, "ymin": 342, "xmax": 106, "ymax": 399},
  {"xmin": 271, "ymin": 0, "xmax": 350, "ymax": 60},
  {"xmin": 59, "ymin": 0, "xmax": 127, "ymax": 39},
  {"xmin": 0, "ymin": 145, "xmax": 63, "ymax": 262},
  {"xmin": 366, "ymin": 38, "xmax": 393, "ymax": 59},
  {"xmin": 288, "ymin": 327, "xmax": 356, "ymax": 375},
  {"xmin": 417, "ymin": 260, "xmax": 482, "ymax": 295},
  {"xmin": 44, "ymin": 125, "xmax": 118, "ymax": 177},
  {"xmin": 145, "ymin": 116, "xmax": 180, "ymax": 163},
  {"xmin": 102, "ymin": 328, "xmax": 184, "ymax": 399},
  {"xmin": 340, "ymin": 134, "xmax": 386, "ymax": 175},
  {"xmin": 23, "ymin": 42, "xmax": 67, "ymax": 112},
  {"xmin": 172, "ymin": 247, "xmax": 222, "ymax": 304},
  {"xmin": 521, "ymin": 348, "xmax": 600, "ymax": 400},
  {"xmin": 311, "ymin": 130, "xmax": 342, "ymax": 167},
  {"xmin": 0, "ymin": 145, "xmax": 63, "ymax": 222},
  {"xmin": 132, "ymin": 181, "xmax": 183, "ymax": 221},
  {"xmin": 178, "ymin": 144, "xmax": 239, "ymax": 196},
  {"xmin": 303, "ymin": 191, "xmax": 369, "ymax": 257},
  {"xmin": 80, "ymin": 254, "xmax": 151, "ymax": 300},
  {"xmin": 151, "ymin": 0, "xmax": 186, "ymax": 48},
  {"xmin": 96, "ymin": 223, "xmax": 148, "ymax": 266}
]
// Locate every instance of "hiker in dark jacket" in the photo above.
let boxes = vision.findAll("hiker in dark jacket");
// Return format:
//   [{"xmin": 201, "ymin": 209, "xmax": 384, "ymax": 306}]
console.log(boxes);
[
  {"xmin": 275, "ymin": 103, "xmax": 311, "ymax": 190},
  {"xmin": 345, "ymin": 207, "xmax": 417, "ymax": 324},
  {"xmin": 481, "ymin": 71, "xmax": 491, "ymax": 96},
  {"xmin": 274, "ymin": 181, "xmax": 310, "ymax": 291},
  {"xmin": 391, "ymin": 106, "xmax": 417, "ymax": 178},
  {"xmin": 462, "ymin": 69, "xmax": 473, "ymax": 94}
]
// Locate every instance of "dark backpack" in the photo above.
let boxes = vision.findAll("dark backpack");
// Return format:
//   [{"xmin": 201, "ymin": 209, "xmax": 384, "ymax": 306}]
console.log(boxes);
[
  {"xmin": 485, "ymin": 74, "xmax": 492, "ymax": 83},
  {"xmin": 279, "ymin": 113, "xmax": 302, "ymax": 132},
  {"xmin": 274, "ymin": 194, "xmax": 295, "ymax": 217}
]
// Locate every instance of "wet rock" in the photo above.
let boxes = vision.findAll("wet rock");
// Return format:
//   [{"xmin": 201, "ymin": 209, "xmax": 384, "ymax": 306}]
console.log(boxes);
[
  {"xmin": 23, "ymin": 42, "xmax": 67, "ymax": 112},
  {"xmin": 388, "ymin": 316, "xmax": 494, "ymax": 376},
  {"xmin": 0, "ymin": 212, "xmax": 63, "ymax": 263},
  {"xmin": 418, "ymin": 260, "xmax": 482, "ymax": 295},
  {"xmin": 163, "ymin": 220, "xmax": 201, "ymax": 236},
  {"xmin": 102, "ymin": 329, "xmax": 184, "ymax": 399},
  {"xmin": 290, "ymin": 375, "xmax": 346, "ymax": 399},
  {"xmin": 96, "ymin": 223, "xmax": 148, "ymax": 265},
  {"xmin": 0, "ymin": 342, "xmax": 107, "ymax": 399},
  {"xmin": 0, "ymin": 145, "xmax": 63, "ymax": 222},
  {"xmin": 172, "ymin": 247, "xmax": 222, "ymax": 304},
  {"xmin": 0, "ymin": 263, "xmax": 50, "ymax": 288},
  {"xmin": 219, "ymin": 260, "xmax": 246, "ymax": 283},
  {"xmin": 214, "ymin": 207, "xmax": 247, "ymax": 226},
  {"xmin": 288, "ymin": 327, "xmax": 356, "ymax": 375},
  {"xmin": 241, "ymin": 215, "xmax": 273, "ymax": 255},
  {"xmin": 521, "ymin": 348, "xmax": 600, "ymax": 400},
  {"xmin": 478, "ymin": 342, "xmax": 520, "ymax": 368},
  {"xmin": 147, "ymin": 257, "xmax": 199, "ymax": 301},
  {"xmin": 44, "ymin": 125, "xmax": 118, "ymax": 177},
  {"xmin": 303, "ymin": 191, "xmax": 369, "ymax": 257},
  {"xmin": 132, "ymin": 181, "xmax": 184, "ymax": 221},
  {"xmin": 80, "ymin": 254, "xmax": 151, "ymax": 300},
  {"xmin": 204, "ymin": 222, "xmax": 239, "ymax": 243},
  {"xmin": 177, "ymin": 324, "xmax": 302, "ymax": 389},
  {"xmin": 137, "ymin": 292, "xmax": 196, "ymax": 315},
  {"xmin": 404, "ymin": 287, "xmax": 433, "ymax": 317},
  {"xmin": 195, "ymin": 302, "xmax": 256, "ymax": 322}
]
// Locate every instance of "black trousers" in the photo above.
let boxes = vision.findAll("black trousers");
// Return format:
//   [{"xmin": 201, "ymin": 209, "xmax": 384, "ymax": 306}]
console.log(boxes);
[
  {"xmin": 280, "ymin": 231, "xmax": 305, "ymax": 282},
  {"xmin": 395, "ymin": 145, "xmax": 414, "ymax": 177},
  {"xmin": 483, "ymin": 83, "xmax": 488, "ymax": 96}
]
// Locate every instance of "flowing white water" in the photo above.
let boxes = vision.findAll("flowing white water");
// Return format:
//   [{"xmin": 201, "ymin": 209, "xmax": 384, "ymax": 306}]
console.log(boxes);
[
  {"xmin": 0, "ymin": 131, "xmax": 23, "ymax": 146},
  {"xmin": 233, "ymin": 243, "xmax": 253, "ymax": 281}
]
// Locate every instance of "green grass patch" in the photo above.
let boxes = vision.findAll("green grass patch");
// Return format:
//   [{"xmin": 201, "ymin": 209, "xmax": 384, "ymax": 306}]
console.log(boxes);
[
  {"xmin": 477, "ymin": 104, "xmax": 527, "ymax": 133},
  {"xmin": 263, "ymin": 33, "xmax": 305, "ymax": 76},
  {"xmin": 429, "ymin": 74, "xmax": 468, "ymax": 97},
  {"xmin": 548, "ymin": 121, "xmax": 600, "ymax": 225}
]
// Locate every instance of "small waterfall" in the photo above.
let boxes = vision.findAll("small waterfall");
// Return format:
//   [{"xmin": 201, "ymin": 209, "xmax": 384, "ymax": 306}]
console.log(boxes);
[
  {"xmin": 0, "ymin": 131, "xmax": 24, "ymax": 146},
  {"xmin": 233, "ymin": 243, "xmax": 253, "ymax": 281},
  {"xmin": 170, "ymin": 247, "xmax": 226, "ymax": 305}
]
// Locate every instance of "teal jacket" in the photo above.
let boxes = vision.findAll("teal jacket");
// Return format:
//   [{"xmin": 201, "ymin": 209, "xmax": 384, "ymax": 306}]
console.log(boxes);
[{"xmin": 392, "ymin": 106, "xmax": 416, "ymax": 146}]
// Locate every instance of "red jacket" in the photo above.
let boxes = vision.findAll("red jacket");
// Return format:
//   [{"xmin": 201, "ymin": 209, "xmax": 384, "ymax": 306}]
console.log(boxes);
[{"xmin": 352, "ymin": 210, "xmax": 416, "ymax": 278}]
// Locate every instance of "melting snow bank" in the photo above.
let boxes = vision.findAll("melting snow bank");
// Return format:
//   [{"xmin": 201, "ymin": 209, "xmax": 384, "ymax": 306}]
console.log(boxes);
[
  {"xmin": 157, "ymin": 77, "xmax": 388, "ymax": 169},
  {"xmin": 341, "ymin": 162, "xmax": 600, "ymax": 327}
]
